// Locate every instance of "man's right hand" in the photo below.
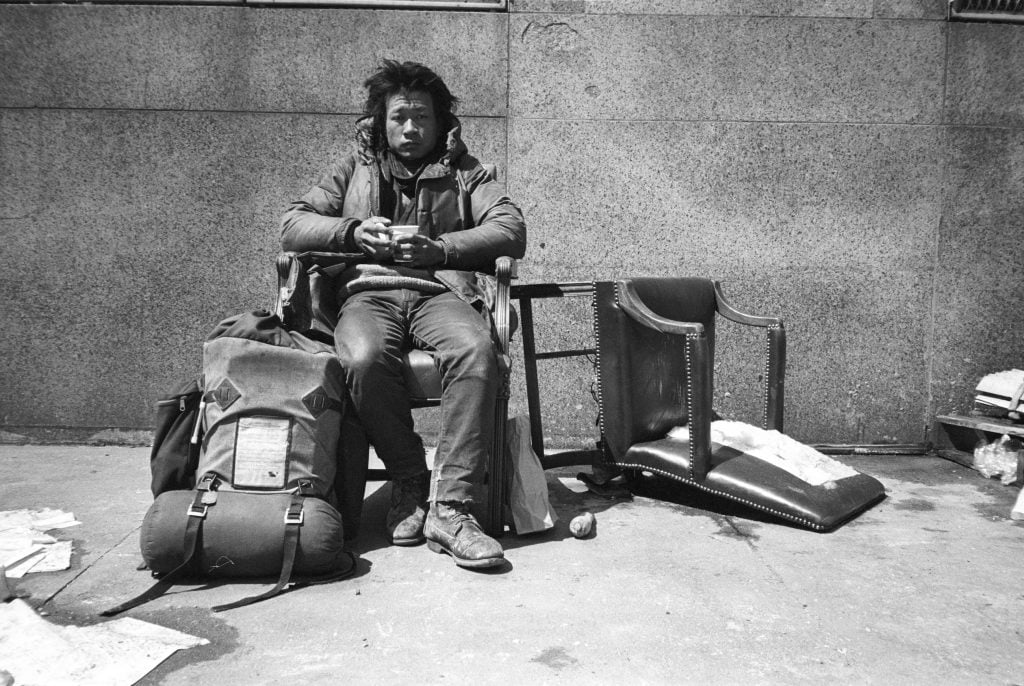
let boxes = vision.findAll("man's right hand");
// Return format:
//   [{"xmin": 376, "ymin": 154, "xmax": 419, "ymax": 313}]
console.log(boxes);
[{"xmin": 353, "ymin": 216, "xmax": 394, "ymax": 261}]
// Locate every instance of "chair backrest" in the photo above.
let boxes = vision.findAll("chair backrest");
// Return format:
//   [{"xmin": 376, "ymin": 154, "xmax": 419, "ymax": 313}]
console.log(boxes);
[
  {"xmin": 276, "ymin": 252, "xmax": 347, "ymax": 343},
  {"xmin": 593, "ymin": 277, "xmax": 718, "ymax": 462}
]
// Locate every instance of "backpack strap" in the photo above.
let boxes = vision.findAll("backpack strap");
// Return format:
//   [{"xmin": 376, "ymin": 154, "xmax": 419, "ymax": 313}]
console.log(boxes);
[
  {"xmin": 101, "ymin": 473, "xmax": 220, "ymax": 616},
  {"xmin": 211, "ymin": 492, "xmax": 304, "ymax": 612}
]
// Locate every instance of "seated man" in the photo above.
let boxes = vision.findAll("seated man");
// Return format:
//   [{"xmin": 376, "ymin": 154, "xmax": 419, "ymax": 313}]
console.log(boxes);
[{"xmin": 280, "ymin": 60, "xmax": 527, "ymax": 569}]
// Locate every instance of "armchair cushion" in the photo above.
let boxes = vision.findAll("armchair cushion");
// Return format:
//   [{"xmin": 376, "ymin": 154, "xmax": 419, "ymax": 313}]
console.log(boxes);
[
  {"xmin": 403, "ymin": 349, "xmax": 443, "ymax": 403},
  {"xmin": 625, "ymin": 436, "xmax": 885, "ymax": 531}
]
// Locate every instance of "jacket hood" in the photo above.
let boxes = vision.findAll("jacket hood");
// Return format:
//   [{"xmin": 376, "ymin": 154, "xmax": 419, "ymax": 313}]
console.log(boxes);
[{"xmin": 354, "ymin": 115, "xmax": 467, "ymax": 168}]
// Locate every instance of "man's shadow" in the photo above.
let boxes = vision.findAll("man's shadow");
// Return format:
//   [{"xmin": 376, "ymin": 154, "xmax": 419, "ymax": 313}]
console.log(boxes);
[{"xmin": 347, "ymin": 483, "xmax": 399, "ymax": 556}]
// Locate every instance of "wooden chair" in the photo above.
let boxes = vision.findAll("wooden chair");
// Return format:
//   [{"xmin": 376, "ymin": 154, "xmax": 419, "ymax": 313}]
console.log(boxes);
[{"xmin": 274, "ymin": 252, "xmax": 515, "ymax": 538}]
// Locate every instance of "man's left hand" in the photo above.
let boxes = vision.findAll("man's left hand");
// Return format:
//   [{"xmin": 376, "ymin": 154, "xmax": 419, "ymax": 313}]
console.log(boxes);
[{"xmin": 393, "ymin": 234, "xmax": 445, "ymax": 268}]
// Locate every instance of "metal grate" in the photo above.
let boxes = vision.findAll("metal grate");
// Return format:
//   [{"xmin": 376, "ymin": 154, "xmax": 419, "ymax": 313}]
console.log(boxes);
[{"xmin": 949, "ymin": 0, "xmax": 1024, "ymax": 22}]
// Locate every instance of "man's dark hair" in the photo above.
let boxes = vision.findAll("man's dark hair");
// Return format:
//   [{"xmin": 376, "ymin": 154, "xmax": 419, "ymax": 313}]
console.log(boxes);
[{"xmin": 363, "ymin": 60, "xmax": 459, "ymax": 154}]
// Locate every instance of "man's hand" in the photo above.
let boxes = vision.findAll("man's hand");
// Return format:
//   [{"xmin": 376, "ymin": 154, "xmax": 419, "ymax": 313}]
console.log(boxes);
[
  {"xmin": 392, "ymin": 233, "xmax": 445, "ymax": 268},
  {"xmin": 353, "ymin": 216, "xmax": 394, "ymax": 261}
]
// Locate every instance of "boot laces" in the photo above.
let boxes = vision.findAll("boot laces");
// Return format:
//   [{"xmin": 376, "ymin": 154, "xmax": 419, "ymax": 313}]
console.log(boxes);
[{"xmin": 440, "ymin": 501, "xmax": 476, "ymax": 531}]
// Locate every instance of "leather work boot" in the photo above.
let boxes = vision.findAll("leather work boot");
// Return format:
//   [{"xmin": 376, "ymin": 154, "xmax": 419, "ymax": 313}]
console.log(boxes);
[
  {"xmin": 424, "ymin": 501, "xmax": 504, "ymax": 569},
  {"xmin": 386, "ymin": 472, "xmax": 429, "ymax": 546}
]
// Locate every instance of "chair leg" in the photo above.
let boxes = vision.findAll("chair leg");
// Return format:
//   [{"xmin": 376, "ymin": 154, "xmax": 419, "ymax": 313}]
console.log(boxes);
[
  {"xmin": 764, "ymin": 324, "xmax": 786, "ymax": 433},
  {"xmin": 483, "ymin": 376, "xmax": 511, "ymax": 538}
]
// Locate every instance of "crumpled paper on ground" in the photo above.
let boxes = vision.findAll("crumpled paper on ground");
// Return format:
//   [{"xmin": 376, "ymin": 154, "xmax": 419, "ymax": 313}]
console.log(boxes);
[
  {"xmin": 0, "ymin": 509, "xmax": 79, "ymax": 577},
  {"xmin": 668, "ymin": 420, "xmax": 859, "ymax": 486},
  {"xmin": 0, "ymin": 599, "xmax": 208, "ymax": 686}
]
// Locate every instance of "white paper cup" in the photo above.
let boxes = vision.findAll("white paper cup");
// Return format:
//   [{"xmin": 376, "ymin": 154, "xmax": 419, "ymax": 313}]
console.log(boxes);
[{"xmin": 390, "ymin": 225, "xmax": 419, "ymax": 262}]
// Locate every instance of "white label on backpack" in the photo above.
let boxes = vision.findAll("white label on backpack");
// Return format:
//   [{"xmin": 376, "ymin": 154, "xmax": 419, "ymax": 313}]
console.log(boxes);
[{"xmin": 233, "ymin": 416, "xmax": 291, "ymax": 489}]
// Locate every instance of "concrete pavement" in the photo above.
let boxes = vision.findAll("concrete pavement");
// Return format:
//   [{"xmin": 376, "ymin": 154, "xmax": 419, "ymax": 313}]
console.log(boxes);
[{"xmin": 1, "ymin": 445, "xmax": 1022, "ymax": 685}]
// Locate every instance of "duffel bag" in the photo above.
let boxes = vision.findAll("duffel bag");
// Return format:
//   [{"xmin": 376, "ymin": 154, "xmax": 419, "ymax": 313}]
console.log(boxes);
[
  {"xmin": 104, "ymin": 473, "xmax": 355, "ymax": 615},
  {"xmin": 142, "ymin": 487, "xmax": 348, "ymax": 579}
]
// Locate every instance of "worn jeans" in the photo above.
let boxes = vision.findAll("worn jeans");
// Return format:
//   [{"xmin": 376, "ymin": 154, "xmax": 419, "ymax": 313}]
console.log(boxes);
[{"xmin": 334, "ymin": 288, "xmax": 498, "ymax": 504}]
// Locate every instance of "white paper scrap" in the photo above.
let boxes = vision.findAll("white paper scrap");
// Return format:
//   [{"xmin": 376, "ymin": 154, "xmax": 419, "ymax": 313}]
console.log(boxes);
[
  {"xmin": 0, "ymin": 537, "xmax": 44, "ymax": 558},
  {"xmin": 669, "ymin": 421, "xmax": 860, "ymax": 486},
  {"xmin": 0, "ymin": 509, "xmax": 80, "ymax": 533},
  {"xmin": 0, "ymin": 509, "xmax": 78, "ymax": 577},
  {"xmin": 27, "ymin": 539, "xmax": 73, "ymax": 573},
  {"xmin": 0, "ymin": 529, "xmax": 57, "ymax": 546},
  {"xmin": 2, "ymin": 546, "xmax": 46, "ymax": 578},
  {"xmin": 0, "ymin": 599, "xmax": 209, "ymax": 686},
  {"xmin": 29, "ymin": 509, "xmax": 81, "ymax": 530}
]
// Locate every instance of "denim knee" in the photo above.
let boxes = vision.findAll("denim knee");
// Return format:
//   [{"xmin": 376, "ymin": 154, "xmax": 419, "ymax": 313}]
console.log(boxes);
[
  {"xmin": 335, "ymin": 337, "xmax": 384, "ymax": 380},
  {"xmin": 444, "ymin": 337, "xmax": 498, "ymax": 380}
]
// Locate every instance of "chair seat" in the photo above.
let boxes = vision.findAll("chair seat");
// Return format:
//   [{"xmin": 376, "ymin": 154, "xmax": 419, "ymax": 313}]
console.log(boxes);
[
  {"xmin": 623, "ymin": 437, "xmax": 886, "ymax": 532},
  {"xmin": 402, "ymin": 349, "xmax": 442, "ymax": 403}
]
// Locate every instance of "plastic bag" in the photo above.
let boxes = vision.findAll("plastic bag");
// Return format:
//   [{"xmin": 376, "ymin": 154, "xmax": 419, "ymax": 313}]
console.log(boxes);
[
  {"xmin": 507, "ymin": 416, "xmax": 557, "ymax": 534},
  {"xmin": 973, "ymin": 434, "xmax": 1022, "ymax": 485}
]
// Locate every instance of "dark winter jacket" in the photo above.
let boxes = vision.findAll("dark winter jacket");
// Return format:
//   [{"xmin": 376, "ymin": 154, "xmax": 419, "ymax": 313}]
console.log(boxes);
[{"xmin": 280, "ymin": 118, "xmax": 526, "ymax": 308}]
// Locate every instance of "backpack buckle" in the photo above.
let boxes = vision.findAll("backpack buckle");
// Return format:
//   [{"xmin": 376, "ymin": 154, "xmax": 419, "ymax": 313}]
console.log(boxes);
[
  {"xmin": 284, "ymin": 501, "xmax": 304, "ymax": 526},
  {"xmin": 188, "ymin": 483, "xmax": 219, "ymax": 518}
]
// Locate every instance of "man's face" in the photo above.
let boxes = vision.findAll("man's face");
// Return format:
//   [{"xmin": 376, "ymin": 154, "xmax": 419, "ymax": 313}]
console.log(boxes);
[{"xmin": 385, "ymin": 90, "xmax": 439, "ymax": 164}]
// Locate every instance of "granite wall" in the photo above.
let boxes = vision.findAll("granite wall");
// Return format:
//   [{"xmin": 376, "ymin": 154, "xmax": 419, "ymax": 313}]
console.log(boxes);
[{"xmin": 1, "ymin": 1, "xmax": 1021, "ymax": 448}]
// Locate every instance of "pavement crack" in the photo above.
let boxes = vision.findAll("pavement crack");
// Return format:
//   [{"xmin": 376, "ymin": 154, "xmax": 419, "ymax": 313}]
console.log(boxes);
[
  {"xmin": 712, "ymin": 514, "xmax": 759, "ymax": 549},
  {"xmin": 724, "ymin": 517, "xmax": 758, "ymax": 550},
  {"xmin": 40, "ymin": 525, "xmax": 141, "ymax": 610}
]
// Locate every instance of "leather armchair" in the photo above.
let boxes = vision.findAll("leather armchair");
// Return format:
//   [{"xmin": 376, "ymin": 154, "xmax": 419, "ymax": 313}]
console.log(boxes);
[{"xmin": 591, "ymin": 277, "xmax": 883, "ymax": 531}]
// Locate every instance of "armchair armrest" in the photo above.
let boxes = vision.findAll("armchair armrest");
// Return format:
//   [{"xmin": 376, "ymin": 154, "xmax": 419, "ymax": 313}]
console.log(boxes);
[
  {"xmin": 493, "ymin": 256, "xmax": 516, "ymax": 356},
  {"xmin": 712, "ymin": 281, "xmax": 782, "ymax": 328},
  {"xmin": 616, "ymin": 280, "xmax": 706, "ymax": 337},
  {"xmin": 276, "ymin": 250, "xmax": 518, "ymax": 352},
  {"xmin": 712, "ymin": 281, "xmax": 786, "ymax": 432}
]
